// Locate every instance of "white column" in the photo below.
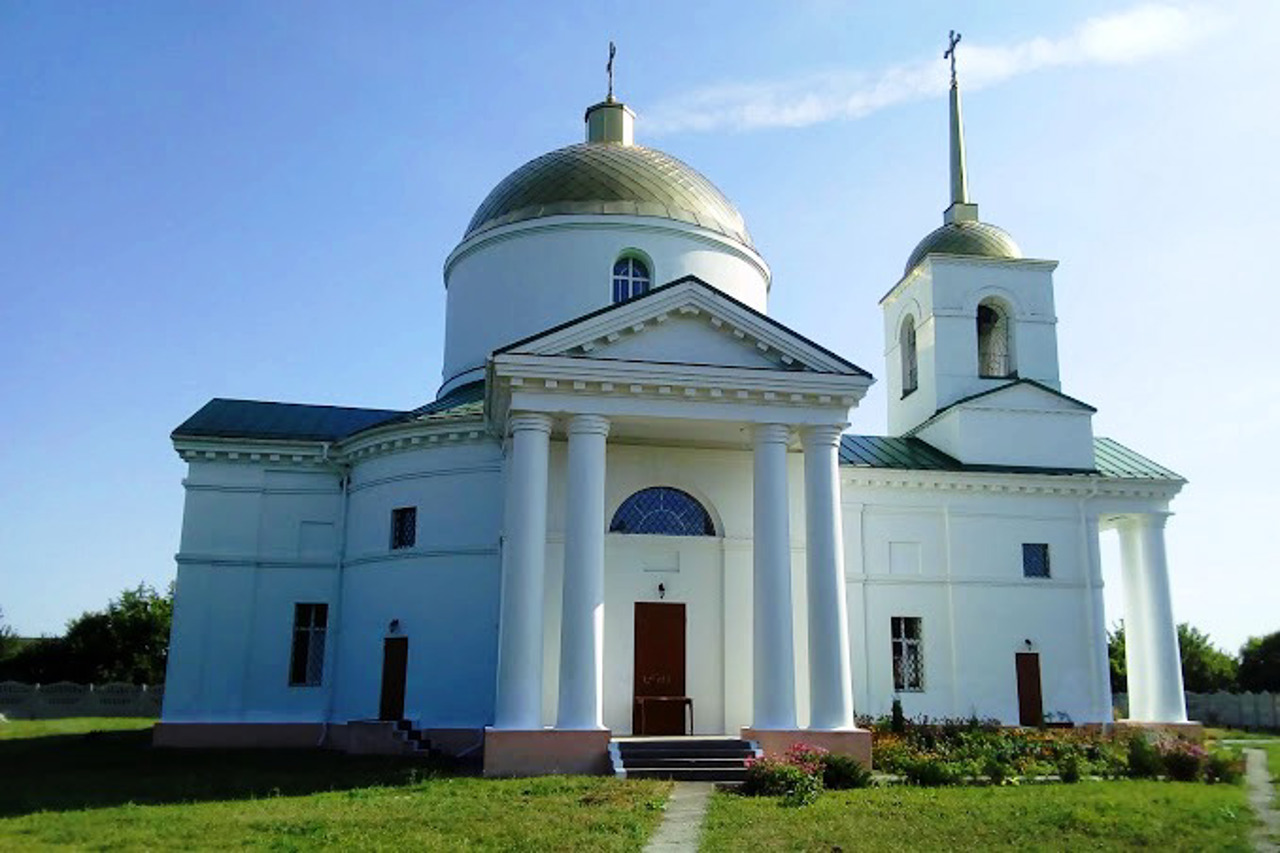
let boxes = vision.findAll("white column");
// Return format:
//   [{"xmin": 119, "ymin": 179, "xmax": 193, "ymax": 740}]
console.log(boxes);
[
  {"xmin": 801, "ymin": 425, "xmax": 854, "ymax": 730},
  {"xmin": 556, "ymin": 414, "xmax": 610, "ymax": 730},
  {"xmin": 493, "ymin": 412, "xmax": 553, "ymax": 730},
  {"xmin": 1136, "ymin": 513, "xmax": 1188, "ymax": 723},
  {"xmin": 1082, "ymin": 515, "xmax": 1113, "ymax": 722},
  {"xmin": 752, "ymin": 423, "xmax": 797, "ymax": 730},
  {"xmin": 1118, "ymin": 519, "xmax": 1152, "ymax": 721}
]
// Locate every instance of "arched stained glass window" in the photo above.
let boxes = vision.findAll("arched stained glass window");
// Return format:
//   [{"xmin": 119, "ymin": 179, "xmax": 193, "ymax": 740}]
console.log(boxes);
[
  {"xmin": 609, "ymin": 487, "xmax": 716, "ymax": 536},
  {"xmin": 612, "ymin": 256, "xmax": 651, "ymax": 304}
]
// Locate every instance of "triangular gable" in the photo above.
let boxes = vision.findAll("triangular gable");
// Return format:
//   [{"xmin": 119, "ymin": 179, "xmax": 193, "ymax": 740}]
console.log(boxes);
[
  {"xmin": 494, "ymin": 275, "xmax": 871, "ymax": 377},
  {"xmin": 906, "ymin": 379, "xmax": 1095, "ymax": 437}
]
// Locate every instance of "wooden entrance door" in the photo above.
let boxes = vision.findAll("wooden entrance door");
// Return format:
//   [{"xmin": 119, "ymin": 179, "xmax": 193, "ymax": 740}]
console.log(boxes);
[
  {"xmin": 379, "ymin": 637, "xmax": 409, "ymax": 721},
  {"xmin": 1015, "ymin": 652, "xmax": 1043, "ymax": 727},
  {"xmin": 633, "ymin": 602, "xmax": 687, "ymax": 735}
]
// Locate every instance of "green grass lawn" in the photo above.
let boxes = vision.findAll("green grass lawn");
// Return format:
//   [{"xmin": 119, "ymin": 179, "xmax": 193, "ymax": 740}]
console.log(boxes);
[
  {"xmin": 0, "ymin": 717, "xmax": 155, "ymax": 739},
  {"xmin": 702, "ymin": 782, "xmax": 1254, "ymax": 852},
  {"xmin": 0, "ymin": 720, "xmax": 670, "ymax": 851}
]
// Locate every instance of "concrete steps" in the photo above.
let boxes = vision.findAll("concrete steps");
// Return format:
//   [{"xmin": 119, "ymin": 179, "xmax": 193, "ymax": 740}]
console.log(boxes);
[{"xmin": 613, "ymin": 737, "xmax": 757, "ymax": 781}]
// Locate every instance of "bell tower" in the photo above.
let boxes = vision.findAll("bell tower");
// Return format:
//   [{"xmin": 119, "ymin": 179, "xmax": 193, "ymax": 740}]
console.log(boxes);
[{"xmin": 879, "ymin": 32, "xmax": 1094, "ymax": 470}]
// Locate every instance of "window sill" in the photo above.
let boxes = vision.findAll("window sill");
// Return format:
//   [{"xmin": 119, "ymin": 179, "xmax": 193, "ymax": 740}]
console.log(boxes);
[{"xmin": 900, "ymin": 388, "xmax": 917, "ymax": 400}]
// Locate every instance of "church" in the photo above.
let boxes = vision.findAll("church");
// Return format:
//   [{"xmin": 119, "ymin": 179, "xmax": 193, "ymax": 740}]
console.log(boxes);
[{"xmin": 155, "ymin": 52, "xmax": 1191, "ymax": 776}]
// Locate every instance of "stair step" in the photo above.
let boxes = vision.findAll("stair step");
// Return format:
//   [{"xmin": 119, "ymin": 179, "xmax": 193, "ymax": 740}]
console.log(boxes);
[
  {"xmin": 619, "ymin": 749, "xmax": 754, "ymax": 761},
  {"xmin": 619, "ymin": 739, "xmax": 753, "ymax": 752},
  {"xmin": 622, "ymin": 757, "xmax": 747, "ymax": 769},
  {"xmin": 625, "ymin": 767, "xmax": 749, "ymax": 781}
]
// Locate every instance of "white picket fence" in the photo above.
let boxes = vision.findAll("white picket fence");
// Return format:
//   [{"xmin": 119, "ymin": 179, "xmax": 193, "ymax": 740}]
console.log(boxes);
[
  {"xmin": 1113, "ymin": 691, "xmax": 1280, "ymax": 730},
  {"xmin": 0, "ymin": 681, "xmax": 163, "ymax": 719}
]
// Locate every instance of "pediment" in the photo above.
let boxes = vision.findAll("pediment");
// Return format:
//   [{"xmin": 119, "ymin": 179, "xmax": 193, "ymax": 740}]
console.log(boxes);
[
  {"xmin": 954, "ymin": 379, "xmax": 1096, "ymax": 414},
  {"xmin": 495, "ymin": 276, "xmax": 869, "ymax": 377}
]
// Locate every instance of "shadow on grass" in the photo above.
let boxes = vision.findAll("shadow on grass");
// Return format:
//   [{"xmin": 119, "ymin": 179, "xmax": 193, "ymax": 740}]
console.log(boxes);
[{"xmin": 0, "ymin": 728, "xmax": 461, "ymax": 818}]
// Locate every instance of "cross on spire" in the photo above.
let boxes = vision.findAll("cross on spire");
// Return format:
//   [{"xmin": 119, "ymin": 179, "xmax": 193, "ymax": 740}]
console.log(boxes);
[
  {"xmin": 944, "ymin": 30, "xmax": 961, "ymax": 87},
  {"xmin": 606, "ymin": 41, "xmax": 616, "ymax": 102}
]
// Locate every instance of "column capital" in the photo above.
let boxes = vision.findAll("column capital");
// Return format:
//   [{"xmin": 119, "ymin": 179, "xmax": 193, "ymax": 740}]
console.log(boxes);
[
  {"xmin": 800, "ymin": 424, "xmax": 847, "ymax": 449},
  {"xmin": 567, "ymin": 413, "xmax": 611, "ymax": 438},
  {"xmin": 508, "ymin": 411, "xmax": 554, "ymax": 435},
  {"xmin": 752, "ymin": 423, "xmax": 792, "ymax": 446},
  {"xmin": 1123, "ymin": 512, "xmax": 1172, "ymax": 531}
]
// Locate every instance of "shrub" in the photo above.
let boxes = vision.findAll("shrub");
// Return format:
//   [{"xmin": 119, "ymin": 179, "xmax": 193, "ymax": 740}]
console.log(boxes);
[
  {"xmin": 1203, "ymin": 749, "xmax": 1245, "ymax": 784},
  {"xmin": 1058, "ymin": 754, "xmax": 1081, "ymax": 783},
  {"xmin": 890, "ymin": 698, "xmax": 906, "ymax": 734},
  {"xmin": 1127, "ymin": 734, "xmax": 1163, "ymax": 779},
  {"xmin": 822, "ymin": 753, "xmax": 873, "ymax": 789},
  {"xmin": 742, "ymin": 758, "xmax": 823, "ymax": 805},
  {"xmin": 902, "ymin": 756, "xmax": 961, "ymax": 787},
  {"xmin": 1159, "ymin": 739, "xmax": 1207, "ymax": 782},
  {"xmin": 982, "ymin": 756, "xmax": 1011, "ymax": 786}
]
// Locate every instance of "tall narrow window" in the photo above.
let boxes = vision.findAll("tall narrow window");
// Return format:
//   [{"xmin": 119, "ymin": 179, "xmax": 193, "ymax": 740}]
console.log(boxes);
[
  {"xmin": 900, "ymin": 316, "xmax": 918, "ymax": 396},
  {"xmin": 612, "ymin": 256, "xmax": 651, "ymax": 304},
  {"xmin": 1022, "ymin": 543, "xmax": 1051, "ymax": 578},
  {"xmin": 391, "ymin": 506, "xmax": 416, "ymax": 550},
  {"xmin": 891, "ymin": 616, "xmax": 924, "ymax": 692},
  {"xmin": 977, "ymin": 300, "xmax": 1012, "ymax": 377},
  {"xmin": 289, "ymin": 603, "xmax": 328, "ymax": 686}
]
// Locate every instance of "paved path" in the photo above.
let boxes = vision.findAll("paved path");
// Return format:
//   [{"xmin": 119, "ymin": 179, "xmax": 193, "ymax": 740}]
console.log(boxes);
[
  {"xmin": 1245, "ymin": 747, "xmax": 1278, "ymax": 853},
  {"xmin": 643, "ymin": 782, "xmax": 715, "ymax": 852}
]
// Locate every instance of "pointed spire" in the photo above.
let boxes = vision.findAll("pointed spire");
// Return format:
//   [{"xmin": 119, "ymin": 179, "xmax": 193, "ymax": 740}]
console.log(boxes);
[{"xmin": 943, "ymin": 31, "xmax": 978, "ymax": 224}]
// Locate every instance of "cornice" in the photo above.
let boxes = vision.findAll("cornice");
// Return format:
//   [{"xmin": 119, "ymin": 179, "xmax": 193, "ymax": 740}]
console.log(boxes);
[{"xmin": 840, "ymin": 467, "xmax": 1182, "ymax": 500}]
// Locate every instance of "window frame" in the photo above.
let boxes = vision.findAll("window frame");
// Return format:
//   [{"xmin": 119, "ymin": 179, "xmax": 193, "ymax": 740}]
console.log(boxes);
[
  {"xmin": 611, "ymin": 255, "xmax": 652, "ymax": 304},
  {"xmin": 609, "ymin": 486, "xmax": 717, "ymax": 537},
  {"xmin": 390, "ymin": 506, "xmax": 417, "ymax": 550},
  {"xmin": 976, "ymin": 299, "xmax": 1014, "ymax": 378},
  {"xmin": 288, "ymin": 602, "xmax": 328, "ymax": 687},
  {"xmin": 1022, "ymin": 543, "xmax": 1051, "ymax": 579},
  {"xmin": 891, "ymin": 616, "xmax": 924, "ymax": 693}
]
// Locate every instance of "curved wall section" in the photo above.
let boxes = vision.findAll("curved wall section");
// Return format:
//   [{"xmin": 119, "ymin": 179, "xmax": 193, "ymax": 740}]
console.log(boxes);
[
  {"xmin": 440, "ymin": 217, "xmax": 770, "ymax": 395},
  {"xmin": 334, "ymin": 438, "xmax": 504, "ymax": 727}
]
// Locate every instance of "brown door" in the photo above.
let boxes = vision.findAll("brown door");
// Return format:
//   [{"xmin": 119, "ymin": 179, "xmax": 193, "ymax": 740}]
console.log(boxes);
[
  {"xmin": 633, "ymin": 602, "xmax": 686, "ymax": 735},
  {"xmin": 1015, "ymin": 652, "xmax": 1043, "ymax": 727},
  {"xmin": 379, "ymin": 637, "xmax": 409, "ymax": 721}
]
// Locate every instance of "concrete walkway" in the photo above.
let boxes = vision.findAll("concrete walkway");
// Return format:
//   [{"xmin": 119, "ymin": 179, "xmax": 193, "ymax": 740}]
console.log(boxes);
[
  {"xmin": 1245, "ymin": 747, "xmax": 1279, "ymax": 853},
  {"xmin": 643, "ymin": 782, "xmax": 715, "ymax": 852}
]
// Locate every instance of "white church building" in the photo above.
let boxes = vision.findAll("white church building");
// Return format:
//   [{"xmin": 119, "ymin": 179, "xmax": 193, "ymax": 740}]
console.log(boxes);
[{"xmin": 155, "ymin": 59, "xmax": 1191, "ymax": 775}]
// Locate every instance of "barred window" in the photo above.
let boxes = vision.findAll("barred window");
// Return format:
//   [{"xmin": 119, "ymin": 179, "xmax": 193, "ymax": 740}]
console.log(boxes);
[
  {"xmin": 609, "ymin": 487, "xmax": 715, "ymax": 536},
  {"xmin": 1023, "ymin": 543, "xmax": 1051, "ymax": 578},
  {"xmin": 612, "ymin": 256, "xmax": 651, "ymax": 304},
  {"xmin": 288, "ymin": 603, "xmax": 328, "ymax": 686},
  {"xmin": 391, "ymin": 506, "xmax": 417, "ymax": 550},
  {"xmin": 891, "ymin": 616, "xmax": 924, "ymax": 692}
]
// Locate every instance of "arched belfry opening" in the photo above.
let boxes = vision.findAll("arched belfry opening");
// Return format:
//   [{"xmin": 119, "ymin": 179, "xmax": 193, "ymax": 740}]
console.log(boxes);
[
  {"xmin": 977, "ymin": 299, "xmax": 1013, "ymax": 378},
  {"xmin": 900, "ymin": 316, "xmax": 918, "ymax": 395}
]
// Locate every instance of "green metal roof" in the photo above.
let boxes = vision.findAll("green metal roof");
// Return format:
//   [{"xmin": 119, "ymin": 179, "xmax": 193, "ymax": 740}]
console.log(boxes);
[
  {"xmin": 174, "ymin": 383, "xmax": 486, "ymax": 444},
  {"xmin": 464, "ymin": 142, "xmax": 753, "ymax": 247},
  {"xmin": 905, "ymin": 220, "xmax": 1021, "ymax": 274},
  {"xmin": 840, "ymin": 434, "xmax": 1182, "ymax": 481}
]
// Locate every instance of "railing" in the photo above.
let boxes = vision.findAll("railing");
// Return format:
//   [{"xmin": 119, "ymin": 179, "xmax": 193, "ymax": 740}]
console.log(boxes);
[{"xmin": 0, "ymin": 681, "xmax": 163, "ymax": 719}]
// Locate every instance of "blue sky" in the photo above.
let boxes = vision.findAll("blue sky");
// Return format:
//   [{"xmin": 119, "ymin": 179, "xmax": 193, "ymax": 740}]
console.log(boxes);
[{"xmin": 2, "ymin": 2, "xmax": 1275, "ymax": 655}]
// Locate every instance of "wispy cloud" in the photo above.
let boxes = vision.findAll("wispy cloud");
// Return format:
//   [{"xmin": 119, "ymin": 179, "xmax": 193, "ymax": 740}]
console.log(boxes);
[{"xmin": 644, "ymin": 4, "xmax": 1219, "ymax": 135}]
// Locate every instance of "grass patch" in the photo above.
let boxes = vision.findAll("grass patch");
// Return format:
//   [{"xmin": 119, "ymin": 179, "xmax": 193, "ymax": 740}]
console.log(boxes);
[
  {"xmin": 1266, "ymin": 743, "xmax": 1280, "ymax": 807},
  {"xmin": 0, "ymin": 720, "xmax": 671, "ymax": 850},
  {"xmin": 1205, "ymin": 727, "xmax": 1280, "ymax": 742},
  {"xmin": 0, "ymin": 717, "xmax": 155, "ymax": 740},
  {"xmin": 702, "ymin": 782, "xmax": 1253, "ymax": 852}
]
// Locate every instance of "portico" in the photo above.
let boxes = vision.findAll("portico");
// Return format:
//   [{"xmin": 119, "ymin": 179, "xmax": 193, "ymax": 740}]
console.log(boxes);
[{"xmin": 482, "ymin": 277, "xmax": 875, "ymax": 776}]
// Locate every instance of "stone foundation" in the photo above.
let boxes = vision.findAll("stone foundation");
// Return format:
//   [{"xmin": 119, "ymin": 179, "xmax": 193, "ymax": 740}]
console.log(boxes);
[
  {"xmin": 152, "ymin": 722, "xmax": 325, "ymax": 749},
  {"xmin": 741, "ymin": 727, "xmax": 873, "ymax": 768},
  {"xmin": 483, "ymin": 728, "xmax": 612, "ymax": 777}
]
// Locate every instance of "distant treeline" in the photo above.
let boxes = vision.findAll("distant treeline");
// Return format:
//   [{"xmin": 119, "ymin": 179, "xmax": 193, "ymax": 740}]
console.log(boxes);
[{"xmin": 1109, "ymin": 623, "xmax": 1280, "ymax": 695}]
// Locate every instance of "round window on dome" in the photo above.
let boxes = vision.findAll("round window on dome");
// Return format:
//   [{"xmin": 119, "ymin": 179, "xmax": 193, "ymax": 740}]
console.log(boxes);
[{"xmin": 611, "ymin": 255, "xmax": 651, "ymax": 304}]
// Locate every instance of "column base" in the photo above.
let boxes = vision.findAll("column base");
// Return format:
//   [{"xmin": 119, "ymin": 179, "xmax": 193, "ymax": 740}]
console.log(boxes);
[
  {"xmin": 1113, "ymin": 720, "xmax": 1204, "ymax": 741},
  {"xmin": 741, "ymin": 727, "xmax": 872, "ymax": 768},
  {"xmin": 483, "ymin": 728, "xmax": 613, "ymax": 777}
]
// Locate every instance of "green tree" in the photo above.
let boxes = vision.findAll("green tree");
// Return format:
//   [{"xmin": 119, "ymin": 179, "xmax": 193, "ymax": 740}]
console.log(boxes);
[
  {"xmin": 1108, "ymin": 622, "xmax": 1239, "ymax": 694},
  {"xmin": 0, "ymin": 608, "xmax": 17, "ymax": 660},
  {"xmin": 1176, "ymin": 623, "xmax": 1238, "ymax": 692},
  {"xmin": 0, "ymin": 583, "xmax": 173, "ymax": 684},
  {"xmin": 1238, "ymin": 631, "xmax": 1280, "ymax": 692}
]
